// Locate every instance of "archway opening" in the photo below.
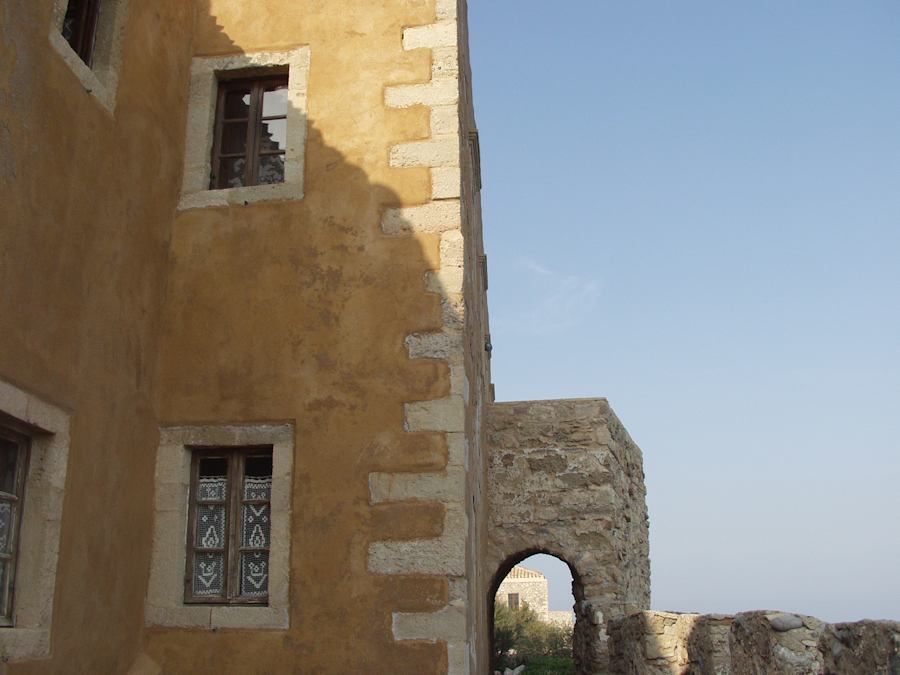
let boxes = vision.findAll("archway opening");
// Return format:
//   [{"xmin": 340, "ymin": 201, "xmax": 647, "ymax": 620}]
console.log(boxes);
[{"xmin": 489, "ymin": 550, "xmax": 586, "ymax": 674}]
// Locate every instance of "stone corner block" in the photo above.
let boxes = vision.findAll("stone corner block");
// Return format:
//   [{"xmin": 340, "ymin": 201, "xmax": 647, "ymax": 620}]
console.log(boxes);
[{"xmin": 405, "ymin": 397, "xmax": 465, "ymax": 433}]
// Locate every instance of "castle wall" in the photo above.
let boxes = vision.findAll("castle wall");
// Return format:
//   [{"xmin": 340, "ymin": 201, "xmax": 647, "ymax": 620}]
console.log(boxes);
[
  {"xmin": 145, "ymin": 0, "xmax": 487, "ymax": 672},
  {"xmin": 486, "ymin": 398, "xmax": 650, "ymax": 672},
  {"xmin": 456, "ymin": 0, "xmax": 494, "ymax": 671},
  {"xmin": 608, "ymin": 610, "xmax": 900, "ymax": 675},
  {"xmin": 0, "ymin": 0, "xmax": 194, "ymax": 671}
]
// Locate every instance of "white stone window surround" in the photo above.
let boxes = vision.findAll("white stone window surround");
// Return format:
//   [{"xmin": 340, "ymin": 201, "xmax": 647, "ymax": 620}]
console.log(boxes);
[
  {"xmin": 178, "ymin": 48, "xmax": 310, "ymax": 211},
  {"xmin": 0, "ymin": 379, "xmax": 71, "ymax": 662},
  {"xmin": 145, "ymin": 424, "xmax": 293, "ymax": 630},
  {"xmin": 48, "ymin": 0, "xmax": 130, "ymax": 114}
]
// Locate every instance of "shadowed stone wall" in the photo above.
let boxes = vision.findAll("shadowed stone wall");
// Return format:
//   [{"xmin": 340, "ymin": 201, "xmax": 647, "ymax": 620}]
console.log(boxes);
[
  {"xmin": 608, "ymin": 610, "xmax": 900, "ymax": 674},
  {"xmin": 486, "ymin": 398, "xmax": 650, "ymax": 672}
]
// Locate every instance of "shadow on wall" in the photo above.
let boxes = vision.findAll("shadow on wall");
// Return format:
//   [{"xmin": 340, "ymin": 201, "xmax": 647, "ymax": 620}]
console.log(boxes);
[{"xmin": 139, "ymin": 2, "xmax": 461, "ymax": 674}]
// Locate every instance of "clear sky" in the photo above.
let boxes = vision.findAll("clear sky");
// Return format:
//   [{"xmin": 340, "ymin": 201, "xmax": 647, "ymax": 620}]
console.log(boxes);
[{"xmin": 471, "ymin": 1, "xmax": 900, "ymax": 622}]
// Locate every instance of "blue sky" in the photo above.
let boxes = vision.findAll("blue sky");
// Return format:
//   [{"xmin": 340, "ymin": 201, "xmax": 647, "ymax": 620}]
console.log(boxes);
[{"xmin": 470, "ymin": 1, "xmax": 900, "ymax": 622}]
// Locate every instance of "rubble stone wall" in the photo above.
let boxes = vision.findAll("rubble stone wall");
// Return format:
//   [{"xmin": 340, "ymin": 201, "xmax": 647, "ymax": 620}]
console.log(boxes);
[
  {"xmin": 608, "ymin": 610, "xmax": 900, "ymax": 675},
  {"xmin": 496, "ymin": 574, "xmax": 549, "ymax": 616},
  {"xmin": 486, "ymin": 398, "xmax": 650, "ymax": 672}
]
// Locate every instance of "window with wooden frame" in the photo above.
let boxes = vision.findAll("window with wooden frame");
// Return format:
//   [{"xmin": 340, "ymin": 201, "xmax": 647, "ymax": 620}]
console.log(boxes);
[
  {"xmin": 0, "ymin": 423, "xmax": 30, "ymax": 626},
  {"xmin": 210, "ymin": 75, "xmax": 289, "ymax": 190},
  {"xmin": 185, "ymin": 447, "xmax": 273, "ymax": 605},
  {"xmin": 60, "ymin": 0, "xmax": 102, "ymax": 67},
  {"xmin": 508, "ymin": 593, "xmax": 520, "ymax": 610}
]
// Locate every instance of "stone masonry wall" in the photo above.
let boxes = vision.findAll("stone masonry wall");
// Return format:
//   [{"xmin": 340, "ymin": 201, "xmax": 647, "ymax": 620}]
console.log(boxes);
[
  {"xmin": 486, "ymin": 398, "xmax": 650, "ymax": 672},
  {"xmin": 496, "ymin": 570, "xmax": 550, "ymax": 616},
  {"xmin": 608, "ymin": 610, "xmax": 900, "ymax": 675}
]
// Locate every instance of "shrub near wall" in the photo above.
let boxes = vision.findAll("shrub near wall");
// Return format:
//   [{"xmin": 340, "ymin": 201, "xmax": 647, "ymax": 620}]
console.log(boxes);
[{"xmin": 493, "ymin": 602, "xmax": 574, "ymax": 673}]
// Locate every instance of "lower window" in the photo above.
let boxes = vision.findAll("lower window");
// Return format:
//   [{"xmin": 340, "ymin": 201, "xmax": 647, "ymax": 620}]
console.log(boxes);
[
  {"xmin": 185, "ymin": 446, "xmax": 273, "ymax": 604},
  {"xmin": 0, "ymin": 423, "xmax": 29, "ymax": 626}
]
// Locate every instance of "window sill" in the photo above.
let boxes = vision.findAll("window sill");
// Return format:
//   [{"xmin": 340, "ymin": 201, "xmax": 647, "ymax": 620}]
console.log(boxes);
[
  {"xmin": 48, "ymin": 32, "xmax": 115, "ymax": 113},
  {"xmin": 144, "ymin": 605, "xmax": 288, "ymax": 631},
  {"xmin": 178, "ymin": 178, "xmax": 304, "ymax": 211}
]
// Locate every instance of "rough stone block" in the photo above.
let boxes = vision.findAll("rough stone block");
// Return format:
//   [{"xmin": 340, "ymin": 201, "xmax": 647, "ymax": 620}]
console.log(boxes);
[
  {"xmin": 440, "ymin": 229, "xmax": 465, "ymax": 267},
  {"xmin": 406, "ymin": 329, "xmax": 464, "ymax": 361},
  {"xmin": 369, "ymin": 467, "xmax": 466, "ymax": 504},
  {"xmin": 385, "ymin": 79, "xmax": 459, "ymax": 109},
  {"xmin": 432, "ymin": 167, "xmax": 462, "ymax": 199},
  {"xmin": 393, "ymin": 603, "xmax": 467, "ymax": 642},
  {"xmin": 431, "ymin": 46, "xmax": 459, "ymax": 79},
  {"xmin": 426, "ymin": 266, "xmax": 464, "ymax": 294},
  {"xmin": 403, "ymin": 21, "xmax": 457, "ymax": 50},
  {"xmin": 431, "ymin": 105, "xmax": 458, "ymax": 136},
  {"xmin": 390, "ymin": 136, "xmax": 460, "ymax": 169},
  {"xmin": 382, "ymin": 201, "xmax": 461, "ymax": 234},
  {"xmin": 406, "ymin": 396, "xmax": 465, "ymax": 433}
]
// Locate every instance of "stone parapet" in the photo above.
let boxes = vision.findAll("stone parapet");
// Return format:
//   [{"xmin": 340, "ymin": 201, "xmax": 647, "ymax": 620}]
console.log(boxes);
[{"xmin": 608, "ymin": 610, "xmax": 900, "ymax": 674}]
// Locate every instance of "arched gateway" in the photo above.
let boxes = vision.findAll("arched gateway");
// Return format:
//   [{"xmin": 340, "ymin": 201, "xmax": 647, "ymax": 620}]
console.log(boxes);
[{"xmin": 485, "ymin": 399, "xmax": 650, "ymax": 673}]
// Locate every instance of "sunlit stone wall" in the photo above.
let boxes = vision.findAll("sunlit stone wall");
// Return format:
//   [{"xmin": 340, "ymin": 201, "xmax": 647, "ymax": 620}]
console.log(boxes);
[{"xmin": 486, "ymin": 398, "xmax": 650, "ymax": 672}]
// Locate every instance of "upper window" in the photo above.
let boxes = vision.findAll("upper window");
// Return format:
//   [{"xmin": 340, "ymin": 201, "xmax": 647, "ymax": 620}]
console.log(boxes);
[
  {"xmin": 178, "ymin": 48, "xmax": 309, "ymax": 210},
  {"xmin": 0, "ymin": 424, "xmax": 29, "ymax": 626},
  {"xmin": 508, "ymin": 593, "xmax": 519, "ymax": 610},
  {"xmin": 49, "ymin": 0, "xmax": 129, "ymax": 113},
  {"xmin": 185, "ymin": 446, "xmax": 273, "ymax": 604},
  {"xmin": 60, "ymin": 0, "xmax": 101, "ymax": 66},
  {"xmin": 211, "ymin": 76, "xmax": 288, "ymax": 190}
]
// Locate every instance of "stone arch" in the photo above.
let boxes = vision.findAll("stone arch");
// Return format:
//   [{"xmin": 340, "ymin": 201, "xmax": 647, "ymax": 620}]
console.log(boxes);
[
  {"xmin": 488, "ymin": 548, "xmax": 596, "ymax": 674},
  {"xmin": 485, "ymin": 399, "xmax": 650, "ymax": 673}
]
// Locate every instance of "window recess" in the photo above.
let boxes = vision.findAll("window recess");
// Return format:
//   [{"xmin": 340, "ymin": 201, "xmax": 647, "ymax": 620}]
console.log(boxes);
[
  {"xmin": 0, "ymin": 424, "xmax": 29, "ymax": 626},
  {"xmin": 211, "ymin": 76, "xmax": 289, "ymax": 190},
  {"xmin": 60, "ymin": 0, "xmax": 102, "ymax": 66},
  {"xmin": 185, "ymin": 447, "xmax": 273, "ymax": 605}
]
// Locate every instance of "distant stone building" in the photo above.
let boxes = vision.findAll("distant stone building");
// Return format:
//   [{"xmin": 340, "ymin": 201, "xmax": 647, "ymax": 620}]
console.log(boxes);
[{"xmin": 496, "ymin": 566, "xmax": 573, "ymax": 627}]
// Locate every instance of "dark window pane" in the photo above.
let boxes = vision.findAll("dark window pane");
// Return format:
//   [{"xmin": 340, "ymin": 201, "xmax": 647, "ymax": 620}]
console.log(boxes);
[
  {"xmin": 0, "ymin": 502, "xmax": 11, "ymax": 553},
  {"xmin": 256, "ymin": 154, "xmax": 284, "ymax": 185},
  {"xmin": 223, "ymin": 89, "xmax": 251, "ymax": 119},
  {"xmin": 259, "ymin": 119, "xmax": 286, "ymax": 153},
  {"xmin": 61, "ymin": 0, "xmax": 100, "ymax": 66},
  {"xmin": 244, "ymin": 455, "xmax": 272, "ymax": 500},
  {"xmin": 218, "ymin": 157, "xmax": 247, "ymax": 188},
  {"xmin": 0, "ymin": 439, "xmax": 18, "ymax": 495},
  {"xmin": 244, "ymin": 455, "xmax": 272, "ymax": 479},
  {"xmin": 220, "ymin": 122, "xmax": 248, "ymax": 155},
  {"xmin": 193, "ymin": 552, "xmax": 225, "ymax": 597},
  {"xmin": 0, "ymin": 560, "xmax": 7, "ymax": 617},
  {"xmin": 262, "ymin": 86, "xmax": 288, "ymax": 117},
  {"xmin": 240, "ymin": 551, "xmax": 268, "ymax": 597},
  {"xmin": 197, "ymin": 456, "xmax": 227, "ymax": 501},
  {"xmin": 61, "ymin": 3, "xmax": 80, "ymax": 43}
]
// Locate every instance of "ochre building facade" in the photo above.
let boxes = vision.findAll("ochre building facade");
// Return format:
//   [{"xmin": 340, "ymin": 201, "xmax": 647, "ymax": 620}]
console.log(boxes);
[{"xmin": 0, "ymin": 1, "xmax": 649, "ymax": 673}]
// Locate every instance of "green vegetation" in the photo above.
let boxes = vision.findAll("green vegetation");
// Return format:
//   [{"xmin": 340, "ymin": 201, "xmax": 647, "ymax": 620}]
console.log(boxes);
[{"xmin": 493, "ymin": 601, "xmax": 574, "ymax": 674}]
